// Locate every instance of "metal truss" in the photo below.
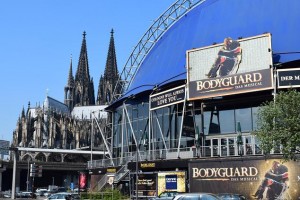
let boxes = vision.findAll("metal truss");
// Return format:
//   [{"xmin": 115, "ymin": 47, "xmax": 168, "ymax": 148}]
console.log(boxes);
[{"xmin": 112, "ymin": 0, "xmax": 206, "ymax": 102}]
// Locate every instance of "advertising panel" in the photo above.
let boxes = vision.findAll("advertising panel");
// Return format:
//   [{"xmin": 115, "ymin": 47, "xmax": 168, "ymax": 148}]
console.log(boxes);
[
  {"xmin": 277, "ymin": 68, "xmax": 300, "ymax": 88},
  {"xmin": 157, "ymin": 171, "xmax": 186, "ymax": 196},
  {"xmin": 79, "ymin": 172, "xmax": 87, "ymax": 191},
  {"xmin": 189, "ymin": 159, "xmax": 300, "ymax": 200},
  {"xmin": 133, "ymin": 173, "xmax": 156, "ymax": 197},
  {"xmin": 150, "ymin": 85, "xmax": 185, "ymax": 110},
  {"xmin": 187, "ymin": 34, "xmax": 273, "ymax": 100}
]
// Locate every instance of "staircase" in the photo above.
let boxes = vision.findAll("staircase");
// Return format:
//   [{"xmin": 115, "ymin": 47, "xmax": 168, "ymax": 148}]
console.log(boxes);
[{"xmin": 113, "ymin": 164, "xmax": 130, "ymax": 184}]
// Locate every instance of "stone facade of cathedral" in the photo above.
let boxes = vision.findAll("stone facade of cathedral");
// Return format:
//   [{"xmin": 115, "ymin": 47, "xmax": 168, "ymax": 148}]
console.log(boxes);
[{"xmin": 12, "ymin": 30, "xmax": 120, "ymax": 162}]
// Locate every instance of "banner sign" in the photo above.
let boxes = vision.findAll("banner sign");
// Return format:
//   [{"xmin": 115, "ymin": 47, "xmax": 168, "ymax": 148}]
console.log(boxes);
[
  {"xmin": 277, "ymin": 68, "xmax": 300, "ymax": 88},
  {"xmin": 157, "ymin": 171, "xmax": 186, "ymax": 196},
  {"xmin": 187, "ymin": 34, "xmax": 273, "ymax": 100},
  {"xmin": 150, "ymin": 85, "xmax": 185, "ymax": 110},
  {"xmin": 188, "ymin": 69, "xmax": 273, "ymax": 100},
  {"xmin": 189, "ymin": 159, "xmax": 300, "ymax": 200}
]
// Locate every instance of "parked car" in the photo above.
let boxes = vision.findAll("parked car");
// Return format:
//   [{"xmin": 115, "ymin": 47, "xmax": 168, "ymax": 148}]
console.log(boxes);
[
  {"xmin": 35, "ymin": 189, "xmax": 48, "ymax": 197},
  {"xmin": 150, "ymin": 191, "xmax": 183, "ymax": 200},
  {"xmin": 173, "ymin": 193, "xmax": 221, "ymax": 200},
  {"xmin": 47, "ymin": 192, "xmax": 73, "ymax": 200},
  {"xmin": 217, "ymin": 193, "xmax": 246, "ymax": 200},
  {"xmin": 20, "ymin": 191, "xmax": 37, "ymax": 199}
]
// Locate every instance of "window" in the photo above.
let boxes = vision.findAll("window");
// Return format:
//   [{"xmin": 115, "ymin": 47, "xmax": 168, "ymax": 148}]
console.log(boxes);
[
  {"xmin": 235, "ymin": 108, "xmax": 252, "ymax": 132},
  {"xmin": 219, "ymin": 110, "xmax": 235, "ymax": 134}
]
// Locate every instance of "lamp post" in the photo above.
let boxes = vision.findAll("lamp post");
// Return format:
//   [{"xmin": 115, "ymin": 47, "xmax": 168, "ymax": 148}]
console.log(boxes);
[{"xmin": 52, "ymin": 177, "xmax": 54, "ymax": 186}]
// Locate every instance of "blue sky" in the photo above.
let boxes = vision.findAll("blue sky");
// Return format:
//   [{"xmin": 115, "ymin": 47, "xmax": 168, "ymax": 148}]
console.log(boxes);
[{"xmin": 0, "ymin": 0, "xmax": 175, "ymax": 142}]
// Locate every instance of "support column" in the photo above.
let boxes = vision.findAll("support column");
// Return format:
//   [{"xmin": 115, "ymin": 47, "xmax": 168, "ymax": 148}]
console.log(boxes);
[{"xmin": 15, "ymin": 169, "xmax": 21, "ymax": 193}]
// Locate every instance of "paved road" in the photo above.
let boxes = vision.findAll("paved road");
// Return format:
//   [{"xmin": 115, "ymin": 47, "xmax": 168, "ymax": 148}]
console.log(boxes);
[{"xmin": 0, "ymin": 196, "xmax": 46, "ymax": 200}]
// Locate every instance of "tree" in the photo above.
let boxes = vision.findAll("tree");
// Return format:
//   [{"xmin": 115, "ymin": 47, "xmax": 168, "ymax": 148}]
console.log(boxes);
[{"xmin": 253, "ymin": 89, "xmax": 300, "ymax": 161}]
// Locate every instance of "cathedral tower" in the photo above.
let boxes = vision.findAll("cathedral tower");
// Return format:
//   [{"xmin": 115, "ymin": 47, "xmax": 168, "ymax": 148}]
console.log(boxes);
[
  {"xmin": 97, "ymin": 29, "xmax": 120, "ymax": 105},
  {"xmin": 74, "ymin": 31, "xmax": 95, "ymax": 107}
]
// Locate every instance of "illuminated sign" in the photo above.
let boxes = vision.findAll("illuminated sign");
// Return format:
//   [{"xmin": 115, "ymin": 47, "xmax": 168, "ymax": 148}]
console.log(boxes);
[
  {"xmin": 157, "ymin": 171, "xmax": 186, "ymax": 196},
  {"xmin": 140, "ymin": 163, "xmax": 156, "ymax": 168},
  {"xmin": 150, "ymin": 85, "xmax": 185, "ymax": 110},
  {"xmin": 79, "ymin": 172, "xmax": 87, "ymax": 190},
  {"xmin": 187, "ymin": 34, "xmax": 273, "ymax": 100},
  {"xmin": 277, "ymin": 68, "xmax": 300, "ymax": 88},
  {"xmin": 107, "ymin": 168, "xmax": 116, "ymax": 173}
]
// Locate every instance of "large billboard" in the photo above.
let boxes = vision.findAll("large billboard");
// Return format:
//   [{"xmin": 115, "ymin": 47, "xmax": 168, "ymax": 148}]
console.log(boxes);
[
  {"xmin": 157, "ymin": 171, "xmax": 186, "ymax": 196},
  {"xmin": 189, "ymin": 159, "xmax": 300, "ymax": 200},
  {"xmin": 187, "ymin": 34, "xmax": 273, "ymax": 100}
]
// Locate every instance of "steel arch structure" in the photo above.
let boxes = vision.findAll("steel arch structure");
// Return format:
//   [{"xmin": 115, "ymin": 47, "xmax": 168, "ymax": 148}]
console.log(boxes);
[{"xmin": 112, "ymin": 0, "xmax": 205, "ymax": 102}]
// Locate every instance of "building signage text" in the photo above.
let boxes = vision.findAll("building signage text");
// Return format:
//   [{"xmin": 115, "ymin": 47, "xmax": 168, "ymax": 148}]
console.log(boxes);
[
  {"xmin": 140, "ymin": 163, "xmax": 156, "ymax": 168},
  {"xmin": 150, "ymin": 85, "xmax": 185, "ymax": 110},
  {"xmin": 188, "ymin": 69, "xmax": 273, "ymax": 100},
  {"xmin": 277, "ymin": 68, "xmax": 300, "ymax": 88}
]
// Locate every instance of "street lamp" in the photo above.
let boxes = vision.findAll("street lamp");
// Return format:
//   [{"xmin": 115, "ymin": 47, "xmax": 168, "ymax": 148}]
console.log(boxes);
[{"xmin": 52, "ymin": 177, "xmax": 55, "ymax": 186}]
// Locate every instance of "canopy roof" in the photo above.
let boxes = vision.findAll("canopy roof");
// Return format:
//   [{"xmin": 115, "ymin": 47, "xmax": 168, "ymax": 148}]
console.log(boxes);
[{"xmin": 124, "ymin": 0, "xmax": 300, "ymax": 99}]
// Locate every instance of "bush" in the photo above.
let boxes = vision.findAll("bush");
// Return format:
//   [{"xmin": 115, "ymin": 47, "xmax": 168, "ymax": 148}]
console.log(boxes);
[{"xmin": 80, "ymin": 188, "xmax": 129, "ymax": 200}]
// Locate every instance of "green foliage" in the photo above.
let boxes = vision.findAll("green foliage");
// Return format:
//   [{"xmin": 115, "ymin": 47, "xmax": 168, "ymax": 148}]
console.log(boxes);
[
  {"xmin": 81, "ymin": 188, "xmax": 129, "ymax": 200},
  {"xmin": 253, "ymin": 89, "xmax": 300, "ymax": 161}
]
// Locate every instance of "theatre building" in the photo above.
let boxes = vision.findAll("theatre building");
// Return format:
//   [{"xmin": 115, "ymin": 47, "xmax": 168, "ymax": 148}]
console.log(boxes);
[{"xmin": 88, "ymin": 1, "xmax": 300, "ymax": 199}]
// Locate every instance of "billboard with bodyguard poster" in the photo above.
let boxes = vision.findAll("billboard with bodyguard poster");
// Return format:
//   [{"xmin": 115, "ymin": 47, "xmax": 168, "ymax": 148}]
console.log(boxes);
[
  {"xmin": 189, "ymin": 158, "xmax": 300, "ymax": 200},
  {"xmin": 187, "ymin": 34, "xmax": 273, "ymax": 100}
]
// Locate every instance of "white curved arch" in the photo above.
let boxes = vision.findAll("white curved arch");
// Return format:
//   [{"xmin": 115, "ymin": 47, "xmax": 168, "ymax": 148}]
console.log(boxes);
[{"xmin": 112, "ymin": 0, "xmax": 206, "ymax": 102}]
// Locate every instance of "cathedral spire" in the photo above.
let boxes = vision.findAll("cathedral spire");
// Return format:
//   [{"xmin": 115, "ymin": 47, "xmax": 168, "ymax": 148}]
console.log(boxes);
[
  {"xmin": 74, "ymin": 31, "xmax": 95, "ymax": 106},
  {"xmin": 64, "ymin": 56, "xmax": 75, "ymax": 109},
  {"xmin": 75, "ymin": 31, "xmax": 90, "ymax": 83},
  {"xmin": 97, "ymin": 29, "xmax": 120, "ymax": 105},
  {"xmin": 104, "ymin": 29, "xmax": 118, "ymax": 79},
  {"xmin": 67, "ymin": 56, "xmax": 75, "ymax": 87}
]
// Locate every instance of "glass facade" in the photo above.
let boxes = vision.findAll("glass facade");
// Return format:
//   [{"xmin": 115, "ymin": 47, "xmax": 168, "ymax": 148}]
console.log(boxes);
[{"xmin": 112, "ymin": 98, "xmax": 261, "ymax": 161}]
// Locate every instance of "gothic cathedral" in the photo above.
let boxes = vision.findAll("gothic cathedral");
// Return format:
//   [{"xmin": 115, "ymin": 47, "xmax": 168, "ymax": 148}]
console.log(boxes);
[{"xmin": 12, "ymin": 30, "xmax": 120, "ymax": 163}]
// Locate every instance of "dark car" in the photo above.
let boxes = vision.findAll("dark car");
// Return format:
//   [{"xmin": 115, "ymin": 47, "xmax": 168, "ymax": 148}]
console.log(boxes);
[
  {"xmin": 218, "ymin": 193, "xmax": 246, "ymax": 200},
  {"xmin": 173, "ymin": 193, "xmax": 221, "ymax": 200},
  {"xmin": 150, "ymin": 191, "xmax": 182, "ymax": 200}
]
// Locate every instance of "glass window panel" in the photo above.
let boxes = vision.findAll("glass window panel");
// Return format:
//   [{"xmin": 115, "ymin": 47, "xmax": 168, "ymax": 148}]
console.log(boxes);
[
  {"xmin": 252, "ymin": 107, "xmax": 259, "ymax": 130},
  {"xmin": 220, "ymin": 110, "xmax": 235, "ymax": 134},
  {"xmin": 132, "ymin": 105, "xmax": 138, "ymax": 120},
  {"xmin": 203, "ymin": 111, "xmax": 211, "ymax": 135},
  {"xmin": 235, "ymin": 108, "xmax": 252, "ymax": 132},
  {"xmin": 170, "ymin": 109, "xmax": 176, "ymax": 148}
]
